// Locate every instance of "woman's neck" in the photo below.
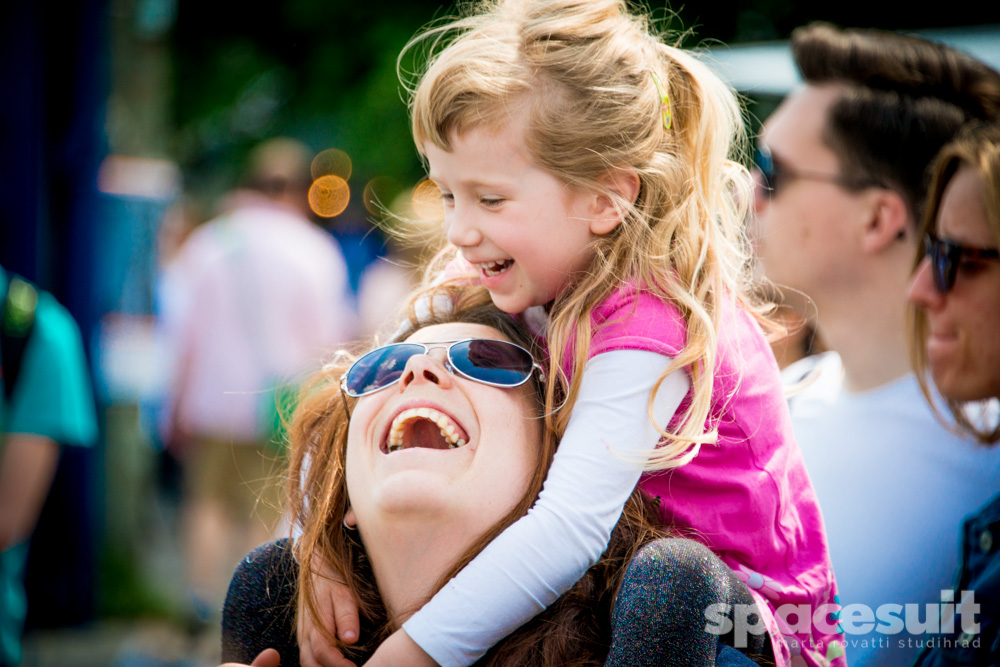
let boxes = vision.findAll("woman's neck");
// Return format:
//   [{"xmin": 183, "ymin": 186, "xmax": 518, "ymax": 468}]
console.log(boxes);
[{"xmin": 359, "ymin": 514, "xmax": 480, "ymax": 626}]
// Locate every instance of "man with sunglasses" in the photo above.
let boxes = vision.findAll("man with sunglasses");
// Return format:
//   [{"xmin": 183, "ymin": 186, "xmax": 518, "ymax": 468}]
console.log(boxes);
[{"xmin": 751, "ymin": 22, "xmax": 1000, "ymax": 667}]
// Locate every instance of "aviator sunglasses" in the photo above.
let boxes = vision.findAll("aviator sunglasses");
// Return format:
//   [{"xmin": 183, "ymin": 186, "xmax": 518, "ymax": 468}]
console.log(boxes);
[
  {"xmin": 923, "ymin": 232, "xmax": 1000, "ymax": 293},
  {"xmin": 341, "ymin": 338, "xmax": 545, "ymax": 398},
  {"xmin": 754, "ymin": 145, "xmax": 881, "ymax": 197}
]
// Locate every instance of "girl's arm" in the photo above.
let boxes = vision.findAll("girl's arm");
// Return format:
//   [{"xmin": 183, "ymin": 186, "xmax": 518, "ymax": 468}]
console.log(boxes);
[{"xmin": 368, "ymin": 349, "xmax": 689, "ymax": 666}]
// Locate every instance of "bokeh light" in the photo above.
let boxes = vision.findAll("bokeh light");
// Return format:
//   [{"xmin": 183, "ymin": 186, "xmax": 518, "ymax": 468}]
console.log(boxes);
[
  {"xmin": 311, "ymin": 148, "xmax": 352, "ymax": 181},
  {"xmin": 308, "ymin": 174, "xmax": 350, "ymax": 218},
  {"xmin": 410, "ymin": 178, "xmax": 444, "ymax": 220}
]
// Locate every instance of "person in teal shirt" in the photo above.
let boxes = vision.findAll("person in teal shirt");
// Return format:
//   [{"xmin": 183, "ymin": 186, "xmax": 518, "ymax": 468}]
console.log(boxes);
[{"xmin": 0, "ymin": 266, "xmax": 97, "ymax": 666}]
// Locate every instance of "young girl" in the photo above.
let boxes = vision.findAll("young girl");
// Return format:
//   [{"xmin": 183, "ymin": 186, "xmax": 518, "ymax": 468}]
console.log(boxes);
[{"xmin": 301, "ymin": 1, "xmax": 841, "ymax": 665}]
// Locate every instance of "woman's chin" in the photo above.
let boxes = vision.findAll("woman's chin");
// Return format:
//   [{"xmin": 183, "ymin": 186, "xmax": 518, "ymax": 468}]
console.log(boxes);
[
  {"xmin": 359, "ymin": 486, "xmax": 495, "ymax": 551},
  {"xmin": 371, "ymin": 472, "xmax": 456, "ymax": 511},
  {"xmin": 929, "ymin": 364, "xmax": 985, "ymax": 403},
  {"xmin": 360, "ymin": 471, "xmax": 517, "ymax": 537}
]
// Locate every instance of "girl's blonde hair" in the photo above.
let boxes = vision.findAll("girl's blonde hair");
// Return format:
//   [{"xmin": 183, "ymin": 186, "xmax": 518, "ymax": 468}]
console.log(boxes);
[
  {"xmin": 907, "ymin": 122, "xmax": 1000, "ymax": 445},
  {"xmin": 401, "ymin": 0, "xmax": 764, "ymax": 467}
]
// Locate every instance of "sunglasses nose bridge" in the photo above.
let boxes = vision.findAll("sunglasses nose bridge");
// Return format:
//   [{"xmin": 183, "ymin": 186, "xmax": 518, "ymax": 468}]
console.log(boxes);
[
  {"xmin": 398, "ymin": 345, "xmax": 454, "ymax": 390},
  {"xmin": 420, "ymin": 342, "xmax": 455, "ymax": 367}
]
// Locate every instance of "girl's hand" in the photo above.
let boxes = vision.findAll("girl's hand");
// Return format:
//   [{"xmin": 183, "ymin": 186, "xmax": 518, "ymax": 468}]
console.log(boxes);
[
  {"xmin": 363, "ymin": 630, "xmax": 437, "ymax": 667},
  {"xmin": 220, "ymin": 648, "xmax": 281, "ymax": 667},
  {"xmin": 298, "ymin": 554, "xmax": 361, "ymax": 667}
]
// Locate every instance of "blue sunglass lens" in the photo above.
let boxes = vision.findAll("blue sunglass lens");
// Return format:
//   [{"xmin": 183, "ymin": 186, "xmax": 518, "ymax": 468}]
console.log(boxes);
[
  {"xmin": 450, "ymin": 340, "xmax": 534, "ymax": 386},
  {"xmin": 754, "ymin": 146, "xmax": 775, "ymax": 192},
  {"xmin": 926, "ymin": 234, "xmax": 956, "ymax": 293},
  {"xmin": 345, "ymin": 344, "xmax": 424, "ymax": 396}
]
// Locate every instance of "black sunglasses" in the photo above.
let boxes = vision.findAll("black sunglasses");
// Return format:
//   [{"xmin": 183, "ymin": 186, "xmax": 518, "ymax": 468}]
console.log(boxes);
[
  {"xmin": 754, "ymin": 145, "xmax": 881, "ymax": 197},
  {"xmin": 923, "ymin": 232, "xmax": 1000, "ymax": 293},
  {"xmin": 341, "ymin": 338, "xmax": 545, "ymax": 398}
]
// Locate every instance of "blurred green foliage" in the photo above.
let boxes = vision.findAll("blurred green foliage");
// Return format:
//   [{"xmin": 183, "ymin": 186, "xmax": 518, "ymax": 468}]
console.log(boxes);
[
  {"xmin": 172, "ymin": 0, "xmax": 453, "ymax": 216},
  {"xmin": 168, "ymin": 0, "xmax": 1000, "ymax": 217}
]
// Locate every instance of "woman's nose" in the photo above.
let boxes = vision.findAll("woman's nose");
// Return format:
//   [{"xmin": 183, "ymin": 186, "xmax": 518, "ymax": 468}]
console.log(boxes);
[
  {"xmin": 908, "ymin": 257, "xmax": 944, "ymax": 309},
  {"xmin": 445, "ymin": 206, "xmax": 483, "ymax": 248},
  {"xmin": 398, "ymin": 351, "xmax": 454, "ymax": 391}
]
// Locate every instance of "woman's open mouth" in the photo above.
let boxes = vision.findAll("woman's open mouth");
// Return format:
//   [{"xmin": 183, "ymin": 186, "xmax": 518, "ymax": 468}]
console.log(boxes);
[{"xmin": 384, "ymin": 407, "xmax": 470, "ymax": 453}]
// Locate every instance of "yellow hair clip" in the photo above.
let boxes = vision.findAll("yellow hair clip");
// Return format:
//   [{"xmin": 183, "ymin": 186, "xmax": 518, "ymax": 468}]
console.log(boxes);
[{"xmin": 650, "ymin": 71, "xmax": 672, "ymax": 130}]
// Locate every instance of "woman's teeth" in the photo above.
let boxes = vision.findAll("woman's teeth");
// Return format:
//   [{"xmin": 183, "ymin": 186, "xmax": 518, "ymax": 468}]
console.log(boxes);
[
  {"xmin": 387, "ymin": 407, "xmax": 467, "ymax": 452},
  {"xmin": 480, "ymin": 259, "xmax": 513, "ymax": 277}
]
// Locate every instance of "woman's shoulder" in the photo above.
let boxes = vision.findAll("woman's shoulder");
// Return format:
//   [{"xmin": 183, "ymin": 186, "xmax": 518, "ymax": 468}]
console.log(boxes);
[{"xmin": 222, "ymin": 539, "xmax": 300, "ymax": 665}]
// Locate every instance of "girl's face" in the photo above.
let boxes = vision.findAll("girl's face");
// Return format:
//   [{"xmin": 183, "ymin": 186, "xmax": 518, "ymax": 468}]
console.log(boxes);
[
  {"xmin": 344, "ymin": 322, "xmax": 543, "ymax": 539},
  {"xmin": 908, "ymin": 165, "xmax": 1000, "ymax": 402},
  {"xmin": 424, "ymin": 122, "xmax": 605, "ymax": 314}
]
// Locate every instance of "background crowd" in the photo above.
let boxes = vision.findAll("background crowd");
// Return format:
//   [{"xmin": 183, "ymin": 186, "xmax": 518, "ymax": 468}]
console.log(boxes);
[{"xmin": 2, "ymin": 1, "xmax": 1000, "ymax": 666}]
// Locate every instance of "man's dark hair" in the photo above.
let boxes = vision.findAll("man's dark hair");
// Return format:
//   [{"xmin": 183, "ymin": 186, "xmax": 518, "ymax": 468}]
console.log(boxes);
[{"xmin": 791, "ymin": 22, "xmax": 1000, "ymax": 223}]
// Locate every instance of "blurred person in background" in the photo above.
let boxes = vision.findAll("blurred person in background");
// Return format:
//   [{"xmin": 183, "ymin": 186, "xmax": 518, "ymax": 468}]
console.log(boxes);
[
  {"xmin": 354, "ymin": 211, "xmax": 437, "ymax": 340},
  {"xmin": 158, "ymin": 137, "xmax": 356, "ymax": 628},
  {"xmin": 907, "ymin": 122, "xmax": 1000, "ymax": 667},
  {"xmin": 326, "ymin": 197, "xmax": 389, "ymax": 312},
  {"xmin": 355, "ymin": 239, "xmax": 421, "ymax": 340},
  {"xmin": 0, "ymin": 267, "xmax": 97, "ymax": 666},
  {"xmin": 752, "ymin": 22, "xmax": 1000, "ymax": 666},
  {"xmin": 762, "ymin": 295, "xmax": 825, "ymax": 370}
]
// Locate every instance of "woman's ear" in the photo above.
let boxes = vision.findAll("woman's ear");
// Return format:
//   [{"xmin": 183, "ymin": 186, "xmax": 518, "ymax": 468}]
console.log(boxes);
[
  {"xmin": 344, "ymin": 506, "xmax": 358, "ymax": 531},
  {"xmin": 589, "ymin": 168, "xmax": 640, "ymax": 235}
]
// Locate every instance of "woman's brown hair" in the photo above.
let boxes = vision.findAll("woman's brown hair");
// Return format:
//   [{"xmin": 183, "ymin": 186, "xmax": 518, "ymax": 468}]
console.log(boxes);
[{"xmin": 907, "ymin": 122, "xmax": 1000, "ymax": 444}]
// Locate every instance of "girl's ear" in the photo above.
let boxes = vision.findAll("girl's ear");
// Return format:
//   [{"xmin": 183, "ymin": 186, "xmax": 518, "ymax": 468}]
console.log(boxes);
[
  {"xmin": 344, "ymin": 506, "xmax": 358, "ymax": 530},
  {"xmin": 590, "ymin": 168, "xmax": 640, "ymax": 235}
]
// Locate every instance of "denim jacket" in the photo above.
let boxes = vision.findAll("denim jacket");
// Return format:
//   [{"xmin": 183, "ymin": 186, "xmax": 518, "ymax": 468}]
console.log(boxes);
[{"xmin": 914, "ymin": 492, "xmax": 1000, "ymax": 666}]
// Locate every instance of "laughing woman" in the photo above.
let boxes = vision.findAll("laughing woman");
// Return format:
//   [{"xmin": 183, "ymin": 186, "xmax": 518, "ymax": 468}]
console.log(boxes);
[
  {"xmin": 220, "ymin": 284, "xmax": 764, "ymax": 667},
  {"xmin": 907, "ymin": 123, "xmax": 1000, "ymax": 666}
]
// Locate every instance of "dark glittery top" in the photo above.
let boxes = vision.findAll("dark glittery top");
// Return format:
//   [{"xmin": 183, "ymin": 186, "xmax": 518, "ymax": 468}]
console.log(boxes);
[{"xmin": 221, "ymin": 538, "xmax": 303, "ymax": 666}]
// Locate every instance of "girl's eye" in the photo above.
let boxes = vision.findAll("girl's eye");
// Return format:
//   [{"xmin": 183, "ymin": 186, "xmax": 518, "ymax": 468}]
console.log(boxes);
[
  {"xmin": 440, "ymin": 191, "xmax": 455, "ymax": 205},
  {"xmin": 480, "ymin": 197, "xmax": 505, "ymax": 208}
]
